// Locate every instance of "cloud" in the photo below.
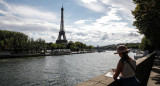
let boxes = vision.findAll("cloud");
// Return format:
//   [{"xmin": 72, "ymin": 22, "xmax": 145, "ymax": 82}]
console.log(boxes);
[
  {"xmin": 70, "ymin": 6, "xmax": 142, "ymax": 46},
  {"xmin": 128, "ymin": 32, "xmax": 139, "ymax": 37},
  {"xmin": 101, "ymin": 34, "xmax": 108, "ymax": 40},
  {"xmin": 74, "ymin": 20, "xmax": 87, "ymax": 24},
  {"xmin": 96, "ymin": 8, "xmax": 121, "ymax": 24},
  {"xmin": 0, "ymin": 0, "xmax": 10, "ymax": 9},
  {"xmin": 79, "ymin": 0, "xmax": 106, "ymax": 12},
  {"xmin": 51, "ymin": 36, "xmax": 56, "ymax": 40},
  {"xmin": 10, "ymin": 5, "xmax": 57, "ymax": 22},
  {"xmin": 66, "ymin": 25, "xmax": 142, "ymax": 46},
  {"xmin": 0, "ymin": 15, "xmax": 59, "ymax": 32},
  {"xmin": 101, "ymin": 0, "xmax": 109, "ymax": 4},
  {"xmin": 101, "ymin": 0, "xmax": 136, "ymax": 22},
  {"xmin": 81, "ymin": 0, "xmax": 97, "ymax": 4},
  {"xmin": 76, "ymin": 32, "xmax": 88, "ymax": 36},
  {"xmin": 0, "ymin": 0, "xmax": 57, "ymax": 22},
  {"xmin": 77, "ymin": 0, "xmax": 135, "ymax": 23}
]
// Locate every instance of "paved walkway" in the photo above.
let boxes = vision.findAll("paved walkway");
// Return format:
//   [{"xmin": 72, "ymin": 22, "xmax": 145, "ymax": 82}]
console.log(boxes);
[{"xmin": 147, "ymin": 56, "xmax": 160, "ymax": 86}]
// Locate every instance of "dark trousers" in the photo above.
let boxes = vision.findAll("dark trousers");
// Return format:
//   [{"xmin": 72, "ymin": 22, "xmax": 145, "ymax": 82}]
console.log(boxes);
[{"xmin": 120, "ymin": 76, "xmax": 140, "ymax": 86}]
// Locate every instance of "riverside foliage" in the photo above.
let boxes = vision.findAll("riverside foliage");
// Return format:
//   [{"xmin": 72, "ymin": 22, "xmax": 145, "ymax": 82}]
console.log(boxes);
[
  {"xmin": 47, "ymin": 41, "xmax": 94, "ymax": 51},
  {"xmin": 0, "ymin": 30, "xmax": 94, "ymax": 54},
  {"xmin": 0, "ymin": 30, "xmax": 46, "ymax": 54},
  {"xmin": 132, "ymin": 0, "xmax": 160, "ymax": 51}
]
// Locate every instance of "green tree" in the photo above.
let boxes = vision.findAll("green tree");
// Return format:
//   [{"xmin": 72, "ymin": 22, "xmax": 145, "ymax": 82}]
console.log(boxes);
[
  {"xmin": 66, "ymin": 41, "xmax": 77, "ymax": 51},
  {"xmin": 0, "ymin": 40, "xmax": 4, "ymax": 51},
  {"xmin": 88, "ymin": 45, "xmax": 94, "ymax": 49},
  {"xmin": 139, "ymin": 36, "xmax": 152, "ymax": 51},
  {"xmin": 50, "ymin": 43, "xmax": 57, "ymax": 50},
  {"xmin": 60, "ymin": 43, "xmax": 66, "ymax": 49},
  {"xmin": 66, "ymin": 41, "xmax": 74, "ymax": 49},
  {"xmin": 56, "ymin": 44, "xmax": 61, "ymax": 49},
  {"xmin": 132, "ymin": 0, "xmax": 160, "ymax": 50},
  {"xmin": 35, "ymin": 38, "xmax": 46, "ymax": 53},
  {"xmin": 46, "ymin": 42, "xmax": 52, "ymax": 50},
  {"xmin": 75, "ymin": 41, "xmax": 85, "ymax": 50},
  {"xmin": 83, "ymin": 44, "xmax": 87, "ymax": 49},
  {"xmin": 75, "ymin": 42, "xmax": 81, "ymax": 49}
]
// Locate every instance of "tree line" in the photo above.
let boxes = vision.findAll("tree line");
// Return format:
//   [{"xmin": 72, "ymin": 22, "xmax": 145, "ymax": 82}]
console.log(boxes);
[
  {"xmin": 0, "ymin": 30, "xmax": 46, "ymax": 54},
  {"xmin": 97, "ymin": 43, "xmax": 140, "ymax": 50},
  {"xmin": 132, "ymin": 0, "xmax": 160, "ymax": 52},
  {"xmin": 47, "ymin": 41, "xmax": 94, "ymax": 51},
  {"xmin": 0, "ymin": 30, "xmax": 94, "ymax": 54}
]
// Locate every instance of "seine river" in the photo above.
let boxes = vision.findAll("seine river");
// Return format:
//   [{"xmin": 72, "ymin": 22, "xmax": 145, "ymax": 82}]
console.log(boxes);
[{"xmin": 0, "ymin": 51, "xmax": 136, "ymax": 86}]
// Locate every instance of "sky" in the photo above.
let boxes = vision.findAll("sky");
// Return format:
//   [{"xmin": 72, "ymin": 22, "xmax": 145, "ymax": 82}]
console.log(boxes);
[{"xmin": 0, "ymin": 0, "xmax": 143, "ymax": 46}]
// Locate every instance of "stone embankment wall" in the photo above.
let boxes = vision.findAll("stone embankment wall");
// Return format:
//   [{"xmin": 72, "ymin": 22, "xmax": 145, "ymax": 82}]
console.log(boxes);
[
  {"xmin": 76, "ymin": 52, "xmax": 156, "ymax": 86},
  {"xmin": 0, "ymin": 54, "xmax": 49, "ymax": 58}
]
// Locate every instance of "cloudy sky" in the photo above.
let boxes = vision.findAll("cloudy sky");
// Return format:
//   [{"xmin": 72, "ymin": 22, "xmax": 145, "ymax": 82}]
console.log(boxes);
[{"xmin": 0, "ymin": 0, "xmax": 143, "ymax": 46}]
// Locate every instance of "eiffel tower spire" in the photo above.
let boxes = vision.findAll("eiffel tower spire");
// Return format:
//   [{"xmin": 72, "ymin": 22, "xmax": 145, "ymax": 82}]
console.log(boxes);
[{"xmin": 56, "ymin": 6, "xmax": 68, "ymax": 44}]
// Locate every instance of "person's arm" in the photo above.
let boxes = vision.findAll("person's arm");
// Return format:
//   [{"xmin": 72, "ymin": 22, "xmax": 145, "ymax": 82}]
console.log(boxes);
[{"xmin": 113, "ymin": 61, "xmax": 124, "ymax": 80}]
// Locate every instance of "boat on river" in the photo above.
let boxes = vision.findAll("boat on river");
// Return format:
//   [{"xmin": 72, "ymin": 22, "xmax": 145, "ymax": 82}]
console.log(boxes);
[{"xmin": 134, "ymin": 50, "xmax": 148, "ymax": 60}]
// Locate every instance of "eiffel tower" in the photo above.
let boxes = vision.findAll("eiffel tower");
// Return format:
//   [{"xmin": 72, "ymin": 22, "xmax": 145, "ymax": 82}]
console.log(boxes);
[{"xmin": 56, "ymin": 6, "xmax": 68, "ymax": 44}]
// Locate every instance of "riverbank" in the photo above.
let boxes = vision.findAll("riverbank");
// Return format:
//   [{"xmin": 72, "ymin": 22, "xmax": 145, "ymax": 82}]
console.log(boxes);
[
  {"xmin": 0, "ymin": 51, "xmax": 95, "ymax": 59},
  {"xmin": 76, "ymin": 52, "xmax": 156, "ymax": 86},
  {"xmin": 0, "ymin": 54, "xmax": 51, "ymax": 59}
]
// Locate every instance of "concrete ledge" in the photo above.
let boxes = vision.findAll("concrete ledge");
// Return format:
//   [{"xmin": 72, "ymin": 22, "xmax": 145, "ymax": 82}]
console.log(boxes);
[
  {"xmin": 76, "ymin": 73, "xmax": 113, "ymax": 86},
  {"xmin": 76, "ymin": 52, "xmax": 156, "ymax": 86}
]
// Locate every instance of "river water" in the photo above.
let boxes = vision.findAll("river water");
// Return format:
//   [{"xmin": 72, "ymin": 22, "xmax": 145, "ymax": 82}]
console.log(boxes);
[{"xmin": 0, "ymin": 51, "xmax": 136, "ymax": 86}]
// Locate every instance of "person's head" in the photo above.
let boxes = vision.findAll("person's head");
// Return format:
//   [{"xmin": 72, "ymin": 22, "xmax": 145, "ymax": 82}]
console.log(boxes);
[{"xmin": 114, "ymin": 45, "xmax": 130, "ymax": 60}]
